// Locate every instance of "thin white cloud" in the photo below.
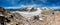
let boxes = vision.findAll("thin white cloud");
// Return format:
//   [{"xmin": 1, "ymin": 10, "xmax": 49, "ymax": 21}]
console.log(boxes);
[
  {"xmin": 21, "ymin": 4, "xmax": 36, "ymax": 7},
  {"xmin": 4, "ymin": 4, "xmax": 37, "ymax": 9},
  {"xmin": 16, "ymin": 4, "xmax": 37, "ymax": 8},
  {"xmin": 39, "ymin": 0, "xmax": 47, "ymax": 3},
  {"xmin": 4, "ymin": 7, "xmax": 21, "ymax": 9}
]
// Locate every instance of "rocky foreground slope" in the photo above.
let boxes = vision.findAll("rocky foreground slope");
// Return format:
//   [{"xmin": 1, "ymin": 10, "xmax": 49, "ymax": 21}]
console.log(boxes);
[{"xmin": 0, "ymin": 7, "xmax": 60, "ymax": 25}]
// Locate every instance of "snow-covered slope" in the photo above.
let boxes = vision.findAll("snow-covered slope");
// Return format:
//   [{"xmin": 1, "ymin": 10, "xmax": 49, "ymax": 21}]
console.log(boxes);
[{"xmin": 12, "ymin": 8, "xmax": 42, "ymax": 18}]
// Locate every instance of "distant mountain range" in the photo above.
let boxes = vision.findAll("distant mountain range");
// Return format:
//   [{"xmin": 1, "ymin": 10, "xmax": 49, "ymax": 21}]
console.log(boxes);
[
  {"xmin": 5, "ymin": 8, "xmax": 32, "ymax": 11},
  {"xmin": 5, "ymin": 8, "xmax": 60, "ymax": 11},
  {"xmin": 6, "ymin": 9, "xmax": 27, "ymax": 11},
  {"xmin": 54, "ymin": 9, "xmax": 60, "ymax": 11}
]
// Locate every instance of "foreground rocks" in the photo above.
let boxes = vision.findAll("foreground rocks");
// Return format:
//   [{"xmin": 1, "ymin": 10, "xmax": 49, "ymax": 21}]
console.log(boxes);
[{"xmin": 0, "ymin": 7, "xmax": 60, "ymax": 25}]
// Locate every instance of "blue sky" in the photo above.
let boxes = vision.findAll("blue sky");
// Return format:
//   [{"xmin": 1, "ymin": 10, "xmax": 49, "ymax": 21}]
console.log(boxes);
[{"xmin": 0, "ymin": 0, "xmax": 60, "ymax": 8}]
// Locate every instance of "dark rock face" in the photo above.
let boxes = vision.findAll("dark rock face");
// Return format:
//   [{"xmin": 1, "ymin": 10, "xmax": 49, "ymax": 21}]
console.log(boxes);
[
  {"xmin": 16, "ymin": 24, "xmax": 18, "ymax": 25},
  {"xmin": 52, "ymin": 12, "xmax": 54, "ymax": 14},
  {"xmin": 5, "ymin": 18, "xmax": 11, "ymax": 23},
  {"xmin": 0, "ymin": 7, "xmax": 6, "ymax": 12},
  {"xmin": 30, "ymin": 8, "xmax": 37, "ymax": 12},
  {"xmin": 34, "ymin": 15, "xmax": 39, "ymax": 20},
  {"xmin": 0, "ymin": 16, "xmax": 11, "ymax": 25},
  {"xmin": 0, "ymin": 16, "xmax": 5, "ymax": 25},
  {"xmin": 9, "ymin": 15, "xmax": 13, "ymax": 18}
]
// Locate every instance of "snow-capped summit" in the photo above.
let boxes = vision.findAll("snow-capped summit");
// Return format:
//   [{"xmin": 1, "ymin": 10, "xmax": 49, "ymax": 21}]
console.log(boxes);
[{"xmin": 27, "ymin": 7, "xmax": 37, "ymax": 12}]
